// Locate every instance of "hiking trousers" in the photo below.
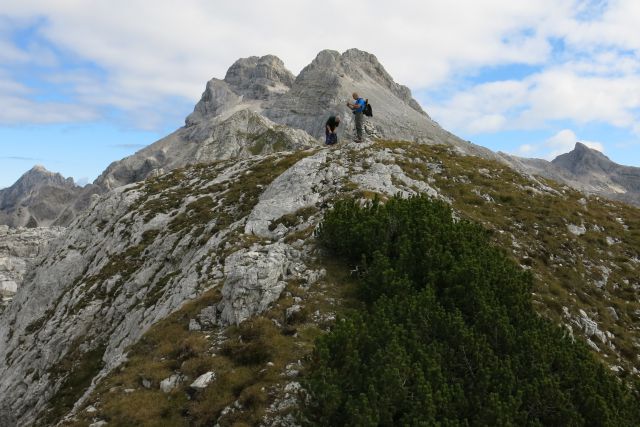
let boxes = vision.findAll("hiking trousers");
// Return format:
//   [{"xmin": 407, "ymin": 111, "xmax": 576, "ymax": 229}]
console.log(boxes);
[{"xmin": 354, "ymin": 112, "xmax": 364, "ymax": 141}]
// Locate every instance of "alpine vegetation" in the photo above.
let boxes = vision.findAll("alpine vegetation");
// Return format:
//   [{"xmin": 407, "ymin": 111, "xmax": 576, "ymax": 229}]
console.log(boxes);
[{"xmin": 309, "ymin": 195, "xmax": 640, "ymax": 426}]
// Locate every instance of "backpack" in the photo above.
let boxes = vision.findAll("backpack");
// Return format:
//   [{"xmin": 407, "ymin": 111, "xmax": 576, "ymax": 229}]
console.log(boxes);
[{"xmin": 363, "ymin": 99, "xmax": 373, "ymax": 117}]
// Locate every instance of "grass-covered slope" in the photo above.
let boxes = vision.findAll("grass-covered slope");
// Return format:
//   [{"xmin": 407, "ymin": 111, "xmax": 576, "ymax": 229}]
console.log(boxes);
[{"xmin": 307, "ymin": 195, "xmax": 640, "ymax": 426}]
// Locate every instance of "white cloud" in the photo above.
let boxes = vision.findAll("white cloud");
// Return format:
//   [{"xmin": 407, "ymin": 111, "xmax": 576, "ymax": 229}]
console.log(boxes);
[
  {"xmin": 0, "ymin": 72, "xmax": 98, "ymax": 124},
  {"xmin": 0, "ymin": 94, "xmax": 98, "ymax": 124},
  {"xmin": 519, "ymin": 70, "xmax": 640, "ymax": 128},
  {"xmin": 431, "ymin": 64, "xmax": 640, "ymax": 136},
  {"xmin": 0, "ymin": 0, "xmax": 574, "ymax": 127},
  {"xmin": 0, "ymin": 0, "xmax": 638, "ymax": 140}
]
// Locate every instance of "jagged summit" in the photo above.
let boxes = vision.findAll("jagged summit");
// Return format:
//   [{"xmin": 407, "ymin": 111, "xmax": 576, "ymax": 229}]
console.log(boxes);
[
  {"xmin": 0, "ymin": 166, "xmax": 79, "ymax": 228},
  {"xmin": 99, "ymin": 48, "xmax": 495, "ymax": 192},
  {"xmin": 263, "ymin": 48, "xmax": 433, "ymax": 140},
  {"xmin": 552, "ymin": 142, "xmax": 640, "ymax": 200},
  {"xmin": 224, "ymin": 55, "xmax": 295, "ymax": 99},
  {"xmin": 502, "ymin": 142, "xmax": 640, "ymax": 206},
  {"xmin": 552, "ymin": 142, "xmax": 614, "ymax": 175},
  {"xmin": 185, "ymin": 55, "xmax": 295, "ymax": 126},
  {"xmin": 187, "ymin": 48, "xmax": 436, "ymax": 141}
]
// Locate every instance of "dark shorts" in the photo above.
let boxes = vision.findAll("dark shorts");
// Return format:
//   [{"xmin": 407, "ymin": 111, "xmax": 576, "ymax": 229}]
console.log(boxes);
[{"xmin": 325, "ymin": 131, "xmax": 338, "ymax": 145}]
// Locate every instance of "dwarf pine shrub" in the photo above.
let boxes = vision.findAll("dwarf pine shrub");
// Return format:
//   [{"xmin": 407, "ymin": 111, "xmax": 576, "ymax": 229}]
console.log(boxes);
[{"xmin": 307, "ymin": 195, "xmax": 640, "ymax": 426}]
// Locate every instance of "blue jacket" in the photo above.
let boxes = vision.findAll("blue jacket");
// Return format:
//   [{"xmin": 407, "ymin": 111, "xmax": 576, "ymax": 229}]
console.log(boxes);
[{"xmin": 353, "ymin": 98, "xmax": 366, "ymax": 113}]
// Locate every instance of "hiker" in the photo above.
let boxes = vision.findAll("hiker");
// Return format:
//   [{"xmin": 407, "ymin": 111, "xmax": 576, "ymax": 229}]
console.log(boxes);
[
  {"xmin": 346, "ymin": 92, "xmax": 366, "ymax": 142},
  {"xmin": 325, "ymin": 115, "xmax": 340, "ymax": 145}
]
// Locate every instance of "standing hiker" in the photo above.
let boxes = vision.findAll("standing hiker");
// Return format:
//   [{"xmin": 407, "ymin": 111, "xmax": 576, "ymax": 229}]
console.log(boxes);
[
  {"xmin": 347, "ymin": 92, "xmax": 366, "ymax": 142},
  {"xmin": 325, "ymin": 115, "xmax": 340, "ymax": 145}
]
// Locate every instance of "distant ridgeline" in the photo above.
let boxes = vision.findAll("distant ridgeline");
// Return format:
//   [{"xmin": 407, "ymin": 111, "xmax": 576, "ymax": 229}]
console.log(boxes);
[{"xmin": 309, "ymin": 195, "xmax": 640, "ymax": 426}]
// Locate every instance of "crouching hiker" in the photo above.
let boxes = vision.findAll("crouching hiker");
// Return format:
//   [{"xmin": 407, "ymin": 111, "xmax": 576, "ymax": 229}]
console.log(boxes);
[
  {"xmin": 325, "ymin": 115, "xmax": 340, "ymax": 145},
  {"xmin": 347, "ymin": 92, "xmax": 366, "ymax": 142}
]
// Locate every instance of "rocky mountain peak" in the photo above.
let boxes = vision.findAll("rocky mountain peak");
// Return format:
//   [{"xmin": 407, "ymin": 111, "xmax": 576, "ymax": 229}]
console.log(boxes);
[
  {"xmin": 0, "ymin": 166, "xmax": 78, "ymax": 227},
  {"xmin": 552, "ymin": 142, "xmax": 614, "ymax": 176},
  {"xmin": 12, "ymin": 165, "xmax": 74, "ymax": 190},
  {"xmin": 112, "ymin": 48, "xmax": 482, "ymax": 196},
  {"xmin": 185, "ymin": 48, "xmax": 437, "ymax": 141},
  {"xmin": 186, "ymin": 54, "xmax": 295, "ymax": 127},
  {"xmin": 224, "ymin": 54, "xmax": 295, "ymax": 99},
  {"xmin": 225, "ymin": 55, "xmax": 294, "ymax": 83}
]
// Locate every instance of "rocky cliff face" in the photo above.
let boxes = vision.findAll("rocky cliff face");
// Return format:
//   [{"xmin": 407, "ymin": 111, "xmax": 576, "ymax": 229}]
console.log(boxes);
[
  {"xmin": 95, "ymin": 109, "xmax": 317, "ymax": 190},
  {"xmin": 0, "ymin": 166, "xmax": 89, "ymax": 228},
  {"xmin": 0, "ymin": 226, "xmax": 63, "ymax": 309},
  {"xmin": 553, "ymin": 142, "xmax": 640, "ymax": 203}
]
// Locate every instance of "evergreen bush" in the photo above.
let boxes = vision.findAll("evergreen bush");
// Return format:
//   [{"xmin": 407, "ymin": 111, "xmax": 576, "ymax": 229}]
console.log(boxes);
[{"xmin": 306, "ymin": 195, "xmax": 639, "ymax": 426}]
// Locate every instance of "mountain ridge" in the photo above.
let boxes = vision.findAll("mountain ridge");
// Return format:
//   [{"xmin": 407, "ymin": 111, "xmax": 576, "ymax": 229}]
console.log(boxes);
[
  {"xmin": 3, "ymin": 49, "xmax": 640, "ymax": 229},
  {"xmin": 2, "ymin": 138, "xmax": 639, "ymax": 425},
  {"xmin": 502, "ymin": 142, "xmax": 640, "ymax": 206},
  {"xmin": 1, "ymin": 50, "xmax": 640, "ymax": 424}
]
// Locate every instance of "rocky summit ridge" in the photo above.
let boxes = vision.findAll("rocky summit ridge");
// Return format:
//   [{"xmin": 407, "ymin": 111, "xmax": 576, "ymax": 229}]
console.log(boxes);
[{"xmin": 0, "ymin": 49, "xmax": 640, "ymax": 425}]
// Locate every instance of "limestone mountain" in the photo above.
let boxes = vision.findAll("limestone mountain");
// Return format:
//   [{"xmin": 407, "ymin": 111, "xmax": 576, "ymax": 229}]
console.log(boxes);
[
  {"xmin": 1, "ymin": 49, "xmax": 640, "ymax": 426},
  {"xmin": 503, "ymin": 142, "xmax": 640, "ymax": 207},
  {"xmin": 1, "ymin": 141, "xmax": 639, "ymax": 425},
  {"xmin": 0, "ymin": 166, "xmax": 92, "ymax": 228},
  {"xmin": 553, "ymin": 142, "xmax": 640, "ymax": 203},
  {"xmin": 97, "ymin": 48, "xmax": 500, "ymax": 191},
  {"xmin": 3, "ymin": 50, "xmax": 640, "ymax": 229}
]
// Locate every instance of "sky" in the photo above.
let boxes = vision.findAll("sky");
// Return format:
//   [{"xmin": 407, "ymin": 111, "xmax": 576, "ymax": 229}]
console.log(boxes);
[{"xmin": 1, "ymin": 0, "xmax": 640, "ymax": 189}]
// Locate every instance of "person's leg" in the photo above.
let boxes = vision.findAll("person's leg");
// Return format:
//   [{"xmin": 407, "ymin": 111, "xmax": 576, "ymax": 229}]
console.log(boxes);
[
  {"xmin": 355, "ymin": 112, "xmax": 363, "ymax": 141},
  {"xmin": 325, "ymin": 129, "xmax": 331, "ymax": 145}
]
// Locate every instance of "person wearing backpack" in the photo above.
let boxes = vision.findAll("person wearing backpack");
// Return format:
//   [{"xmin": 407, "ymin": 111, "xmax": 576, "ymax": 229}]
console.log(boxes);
[
  {"xmin": 325, "ymin": 115, "xmax": 340, "ymax": 145},
  {"xmin": 347, "ymin": 92, "xmax": 366, "ymax": 142}
]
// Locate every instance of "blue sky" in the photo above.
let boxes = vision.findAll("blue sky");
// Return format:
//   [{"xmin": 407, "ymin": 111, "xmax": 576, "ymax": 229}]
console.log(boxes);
[{"xmin": 1, "ymin": 0, "xmax": 640, "ymax": 189}]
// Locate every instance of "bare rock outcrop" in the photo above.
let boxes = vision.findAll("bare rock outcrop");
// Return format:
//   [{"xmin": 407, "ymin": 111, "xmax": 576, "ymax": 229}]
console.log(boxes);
[
  {"xmin": 0, "ymin": 226, "xmax": 64, "ymax": 311},
  {"xmin": 95, "ymin": 109, "xmax": 317, "ymax": 190}
]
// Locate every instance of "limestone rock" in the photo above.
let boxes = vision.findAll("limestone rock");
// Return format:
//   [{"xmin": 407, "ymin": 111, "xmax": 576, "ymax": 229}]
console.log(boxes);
[
  {"xmin": 218, "ymin": 243, "xmax": 293, "ymax": 325},
  {"xmin": 160, "ymin": 374, "xmax": 183, "ymax": 393},
  {"xmin": 0, "ymin": 225, "xmax": 64, "ymax": 299},
  {"xmin": 567, "ymin": 224, "xmax": 586, "ymax": 236},
  {"xmin": 96, "ymin": 109, "xmax": 317, "ymax": 190},
  {"xmin": 190, "ymin": 371, "xmax": 216, "ymax": 389},
  {"xmin": 185, "ymin": 79, "xmax": 241, "ymax": 126},
  {"xmin": 223, "ymin": 55, "xmax": 294, "ymax": 101}
]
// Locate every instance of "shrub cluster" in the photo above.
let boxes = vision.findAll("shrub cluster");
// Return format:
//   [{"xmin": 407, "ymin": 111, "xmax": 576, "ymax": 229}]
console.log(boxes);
[{"xmin": 306, "ymin": 195, "xmax": 639, "ymax": 426}]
